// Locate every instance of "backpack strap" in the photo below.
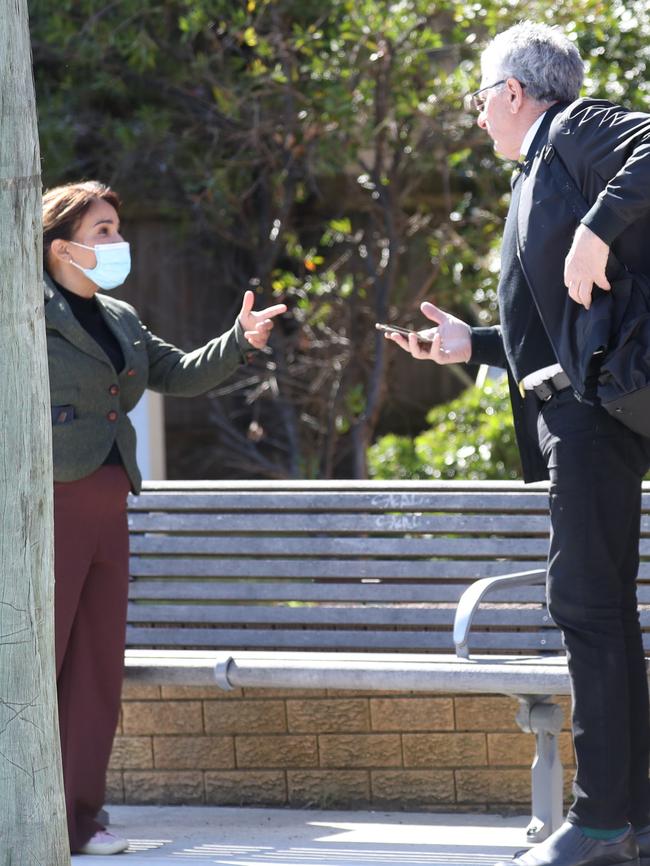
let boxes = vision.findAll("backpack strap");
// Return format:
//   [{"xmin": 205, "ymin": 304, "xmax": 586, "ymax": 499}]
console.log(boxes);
[
  {"xmin": 542, "ymin": 143, "xmax": 589, "ymax": 219},
  {"xmin": 542, "ymin": 143, "xmax": 623, "ymax": 273}
]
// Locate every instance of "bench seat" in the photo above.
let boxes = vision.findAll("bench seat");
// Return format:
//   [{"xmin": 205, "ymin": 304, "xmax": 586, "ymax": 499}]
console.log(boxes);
[
  {"xmin": 123, "ymin": 479, "xmax": 650, "ymax": 844},
  {"xmin": 125, "ymin": 648, "xmax": 572, "ymax": 693}
]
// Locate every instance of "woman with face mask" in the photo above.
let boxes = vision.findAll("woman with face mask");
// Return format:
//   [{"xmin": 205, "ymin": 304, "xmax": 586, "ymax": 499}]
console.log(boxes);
[{"xmin": 43, "ymin": 181, "xmax": 286, "ymax": 856}]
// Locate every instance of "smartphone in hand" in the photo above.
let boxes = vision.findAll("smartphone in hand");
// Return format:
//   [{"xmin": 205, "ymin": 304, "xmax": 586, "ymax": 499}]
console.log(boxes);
[{"xmin": 375, "ymin": 323, "xmax": 435, "ymax": 343}]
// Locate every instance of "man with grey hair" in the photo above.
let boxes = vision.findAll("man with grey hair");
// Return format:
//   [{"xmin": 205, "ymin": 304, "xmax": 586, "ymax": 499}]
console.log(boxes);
[{"xmin": 384, "ymin": 20, "xmax": 650, "ymax": 866}]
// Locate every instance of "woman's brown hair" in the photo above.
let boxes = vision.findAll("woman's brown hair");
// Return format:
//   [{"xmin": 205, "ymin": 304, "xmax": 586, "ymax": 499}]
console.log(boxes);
[{"xmin": 42, "ymin": 181, "xmax": 121, "ymax": 268}]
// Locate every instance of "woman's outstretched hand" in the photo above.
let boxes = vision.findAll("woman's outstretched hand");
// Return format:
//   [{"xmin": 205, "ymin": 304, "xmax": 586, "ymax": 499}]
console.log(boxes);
[{"xmin": 238, "ymin": 290, "xmax": 287, "ymax": 350}]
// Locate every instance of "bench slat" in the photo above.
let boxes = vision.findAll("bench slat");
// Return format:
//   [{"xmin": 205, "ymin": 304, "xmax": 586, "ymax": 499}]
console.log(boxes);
[
  {"xmin": 130, "ymin": 536, "xmax": 547, "ymax": 557},
  {"xmin": 127, "ymin": 512, "xmax": 550, "ymax": 535},
  {"xmin": 127, "ymin": 580, "xmax": 549, "ymax": 603},
  {"xmin": 131, "ymin": 546, "xmax": 548, "ymax": 582},
  {"xmin": 127, "ymin": 602, "xmax": 559, "ymax": 628},
  {"xmin": 129, "ymin": 546, "xmax": 550, "ymax": 580},
  {"xmin": 128, "ymin": 491, "xmax": 551, "ymax": 513}
]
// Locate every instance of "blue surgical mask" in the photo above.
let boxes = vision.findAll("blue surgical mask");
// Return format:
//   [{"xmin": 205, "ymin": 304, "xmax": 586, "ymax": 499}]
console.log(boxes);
[{"xmin": 69, "ymin": 241, "xmax": 131, "ymax": 290}]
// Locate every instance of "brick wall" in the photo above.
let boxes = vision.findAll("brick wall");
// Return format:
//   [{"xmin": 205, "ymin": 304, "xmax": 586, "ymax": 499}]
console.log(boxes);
[{"xmin": 108, "ymin": 683, "xmax": 575, "ymax": 812}]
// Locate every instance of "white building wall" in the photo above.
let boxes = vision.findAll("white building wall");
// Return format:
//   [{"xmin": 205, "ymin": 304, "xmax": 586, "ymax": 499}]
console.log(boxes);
[{"xmin": 129, "ymin": 390, "xmax": 166, "ymax": 480}]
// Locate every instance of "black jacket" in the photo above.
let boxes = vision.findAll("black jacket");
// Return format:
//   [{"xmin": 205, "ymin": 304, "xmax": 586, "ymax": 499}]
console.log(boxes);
[{"xmin": 470, "ymin": 97, "xmax": 650, "ymax": 481}]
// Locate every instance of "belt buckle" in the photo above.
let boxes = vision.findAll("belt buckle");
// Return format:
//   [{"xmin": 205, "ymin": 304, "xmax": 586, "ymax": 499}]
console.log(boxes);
[{"xmin": 535, "ymin": 380, "xmax": 554, "ymax": 401}]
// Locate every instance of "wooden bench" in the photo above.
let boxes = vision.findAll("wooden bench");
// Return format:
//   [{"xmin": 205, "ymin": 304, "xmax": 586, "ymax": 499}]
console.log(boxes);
[{"xmin": 123, "ymin": 479, "xmax": 650, "ymax": 843}]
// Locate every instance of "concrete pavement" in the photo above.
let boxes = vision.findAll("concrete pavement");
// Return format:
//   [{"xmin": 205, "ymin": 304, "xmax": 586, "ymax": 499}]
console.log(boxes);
[{"xmin": 72, "ymin": 805, "xmax": 528, "ymax": 865}]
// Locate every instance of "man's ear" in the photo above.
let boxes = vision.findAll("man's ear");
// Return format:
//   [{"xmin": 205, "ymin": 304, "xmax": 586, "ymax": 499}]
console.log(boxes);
[{"xmin": 505, "ymin": 77, "xmax": 525, "ymax": 113}]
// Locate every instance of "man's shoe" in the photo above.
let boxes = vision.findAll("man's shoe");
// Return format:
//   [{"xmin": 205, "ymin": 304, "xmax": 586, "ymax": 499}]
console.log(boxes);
[
  {"xmin": 78, "ymin": 830, "xmax": 129, "ymax": 855},
  {"xmin": 635, "ymin": 825, "xmax": 650, "ymax": 866},
  {"xmin": 493, "ymin": 821, "xmax": 639, "ymax": 866}
]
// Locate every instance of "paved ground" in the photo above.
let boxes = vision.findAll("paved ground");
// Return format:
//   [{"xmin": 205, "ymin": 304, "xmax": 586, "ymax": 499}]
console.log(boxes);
[{"xmin": 72, "ymin": 805, "xmax": 529, "ymax": 865}]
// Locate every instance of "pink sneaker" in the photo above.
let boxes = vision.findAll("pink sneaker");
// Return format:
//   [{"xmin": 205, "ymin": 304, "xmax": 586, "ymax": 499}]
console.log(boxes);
[{"xmin": 79, "ymin": 830, "xmax": 129, "ymax": 855}]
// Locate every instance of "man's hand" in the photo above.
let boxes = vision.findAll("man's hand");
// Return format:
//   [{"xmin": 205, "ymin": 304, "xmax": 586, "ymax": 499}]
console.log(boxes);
[
  {"xmin": 383, "ymin": 301, "xmax": 472, "ymax": 365},
  {"xmin": 238, "ymin": 290, "xmax": 287, "ymax": 350},
  {"xmin": 564, "ymin": 224, "xmax": 611, "ymax": 310}
]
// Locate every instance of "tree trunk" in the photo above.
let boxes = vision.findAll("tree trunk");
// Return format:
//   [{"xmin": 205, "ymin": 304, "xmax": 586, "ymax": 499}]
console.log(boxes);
[{"xmin": 0, "ymin": 1, "xmax": 70, "ymax": 862}]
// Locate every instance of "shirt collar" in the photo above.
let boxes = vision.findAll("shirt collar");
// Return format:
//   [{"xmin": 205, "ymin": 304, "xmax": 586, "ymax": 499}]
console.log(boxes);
[{"xmin": 520, "ymin": 112, "xmax": 547, "ymax": 161}]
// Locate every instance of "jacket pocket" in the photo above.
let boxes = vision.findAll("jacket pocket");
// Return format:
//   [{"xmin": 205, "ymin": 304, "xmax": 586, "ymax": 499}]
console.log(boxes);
[{"xmin": 51, "ymin": 404, "xmax": 75, "ymax": 425}]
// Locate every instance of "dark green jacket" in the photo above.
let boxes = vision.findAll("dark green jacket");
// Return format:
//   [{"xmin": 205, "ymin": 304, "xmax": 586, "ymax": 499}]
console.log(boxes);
[{"xmin": 45, "ymin": 275, "xmax": 249, "ymax": 492}]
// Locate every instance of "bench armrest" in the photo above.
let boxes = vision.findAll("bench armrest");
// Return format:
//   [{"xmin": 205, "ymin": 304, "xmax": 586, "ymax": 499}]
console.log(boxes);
[{"xmin": 453, "ymin": 568, "xmax": 547, "ymax": 659}]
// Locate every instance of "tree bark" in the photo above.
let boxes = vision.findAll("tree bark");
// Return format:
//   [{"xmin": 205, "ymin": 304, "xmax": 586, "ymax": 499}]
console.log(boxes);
[{"xmin": 0, "ymin": 1, "xmax": 70, "ymax": 862}]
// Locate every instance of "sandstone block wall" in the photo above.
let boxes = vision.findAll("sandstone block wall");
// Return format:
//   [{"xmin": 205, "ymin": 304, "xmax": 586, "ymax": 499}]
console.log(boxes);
[{"xmin": 108, "ymin": 684, "xmax": 575, "ymax": 812}]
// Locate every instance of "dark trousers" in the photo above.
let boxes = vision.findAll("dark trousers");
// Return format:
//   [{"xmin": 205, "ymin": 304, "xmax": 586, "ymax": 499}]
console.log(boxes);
[
  {"xmin": 537, "ymin": 388, "xmax": 650, "ymax": 829},
  {"xmin": 54, "ymin": 465, "xmax": 131, "ymax": 852}
]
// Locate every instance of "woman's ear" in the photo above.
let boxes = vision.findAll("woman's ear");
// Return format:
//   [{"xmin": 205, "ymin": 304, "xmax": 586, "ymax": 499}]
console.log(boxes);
[{"xmin": 50, "ymin": 239, "xmax": 72, "ymax": 263}]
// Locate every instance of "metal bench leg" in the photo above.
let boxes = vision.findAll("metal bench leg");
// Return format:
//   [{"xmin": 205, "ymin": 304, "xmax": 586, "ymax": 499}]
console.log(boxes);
[{"xmin": 516, "ymin": 697, "xmax": 564, "ymax": 844}]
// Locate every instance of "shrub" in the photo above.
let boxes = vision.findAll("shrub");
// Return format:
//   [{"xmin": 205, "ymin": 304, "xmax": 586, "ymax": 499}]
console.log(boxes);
[{"xmin": 368, "ymin": 376, "xmax": 521, "ymax": 480}]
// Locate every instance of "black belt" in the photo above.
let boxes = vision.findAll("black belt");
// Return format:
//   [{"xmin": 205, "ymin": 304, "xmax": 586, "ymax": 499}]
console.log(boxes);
[{"xmin": 530, "ymin": 371, "xmax": 572, "ymax": 402}]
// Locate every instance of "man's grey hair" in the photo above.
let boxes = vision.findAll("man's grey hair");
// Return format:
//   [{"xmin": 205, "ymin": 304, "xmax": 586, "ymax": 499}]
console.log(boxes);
[{"xmin": 481, "ymin": 22, "xmax": 584, "ymax": 104}]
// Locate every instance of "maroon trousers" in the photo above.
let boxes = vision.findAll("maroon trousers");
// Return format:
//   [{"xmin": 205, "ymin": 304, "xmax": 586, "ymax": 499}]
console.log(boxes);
[{"xmin": 54, "ymin": 465, "xmax": 131, "ymax": 852}]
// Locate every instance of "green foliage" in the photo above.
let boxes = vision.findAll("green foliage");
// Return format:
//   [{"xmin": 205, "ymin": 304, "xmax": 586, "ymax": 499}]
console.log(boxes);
[
  {"xmin": 368, "ymin": 376, "xmax": 520, "ymax": 480},
  {"xmin": 29, "ymin": 0, "xmax": 650, "ymax": 477},
  {"xmin": 31, "ymin": 0, "xmax": 650, "ymax": 297}
]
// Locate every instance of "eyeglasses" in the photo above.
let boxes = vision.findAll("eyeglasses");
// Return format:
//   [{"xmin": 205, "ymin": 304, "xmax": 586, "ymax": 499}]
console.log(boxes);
[{"xmin": 466, "ymin": 79, "xmax": 507, "ymax": 113}]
